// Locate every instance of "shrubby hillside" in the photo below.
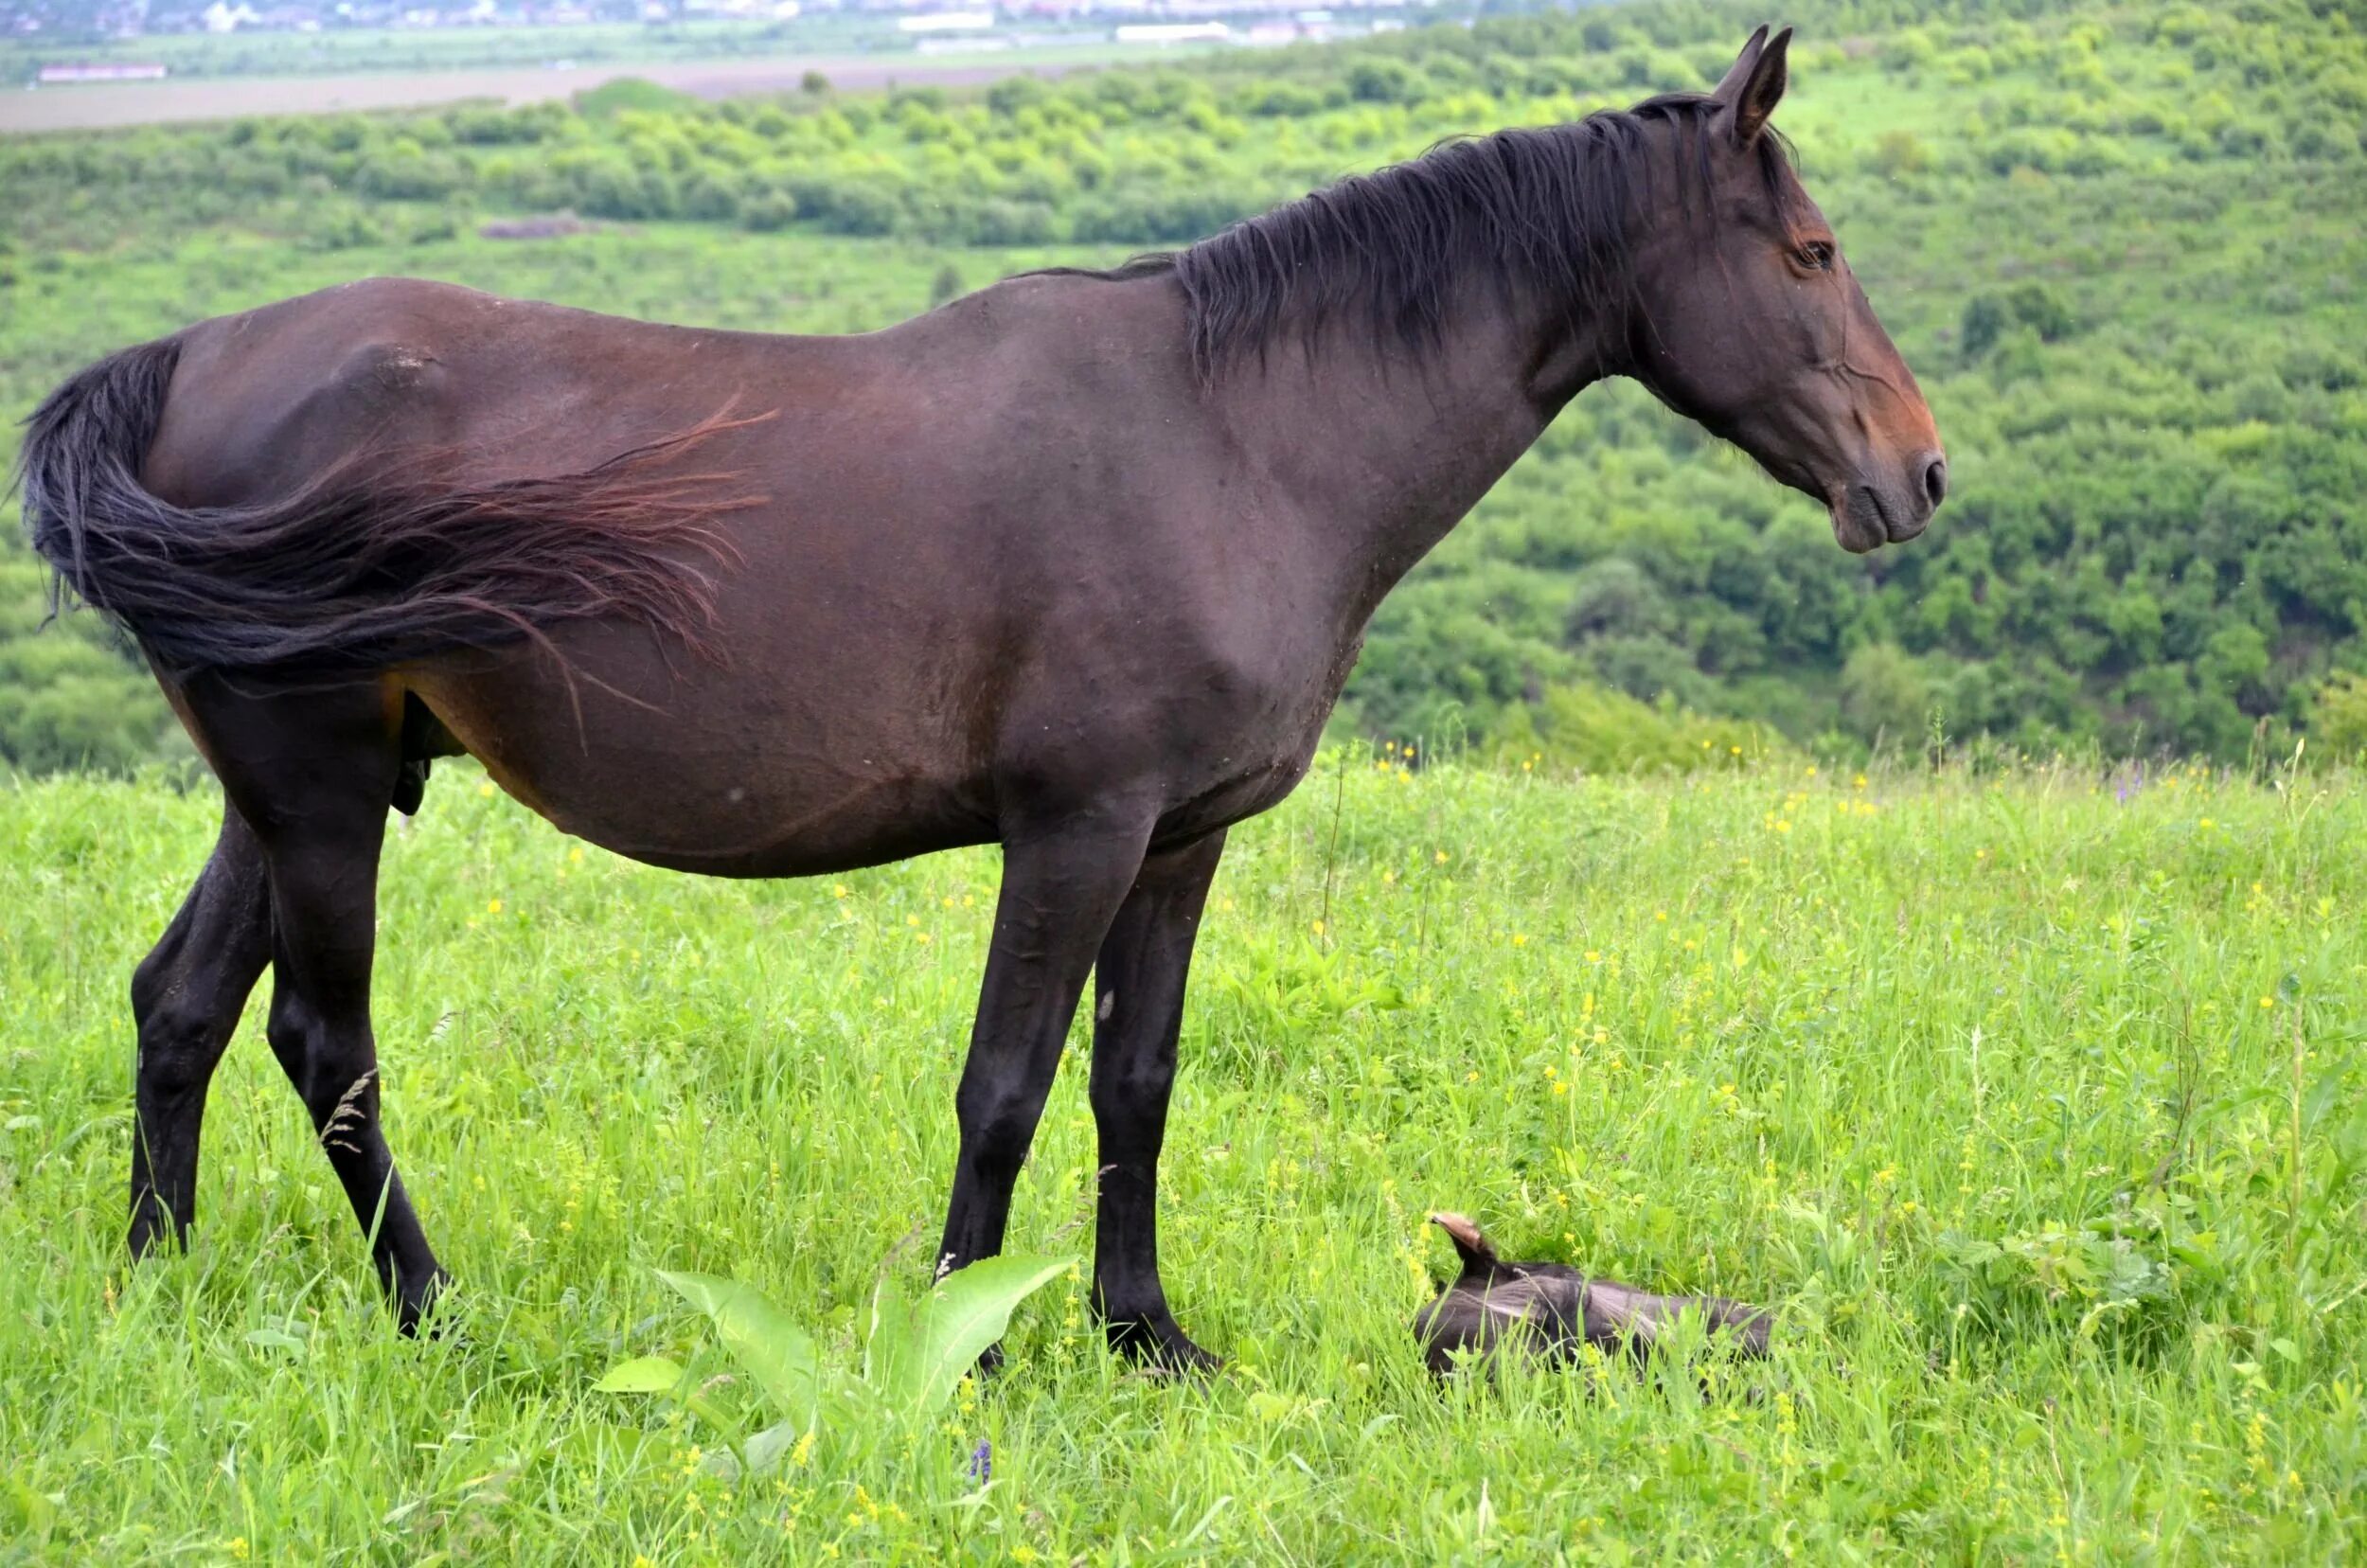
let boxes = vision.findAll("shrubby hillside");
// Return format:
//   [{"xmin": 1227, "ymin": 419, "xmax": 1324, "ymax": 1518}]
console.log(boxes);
[{"xmin": 3, "ymin": 0, "xmax": 2364, "ymax": 771}]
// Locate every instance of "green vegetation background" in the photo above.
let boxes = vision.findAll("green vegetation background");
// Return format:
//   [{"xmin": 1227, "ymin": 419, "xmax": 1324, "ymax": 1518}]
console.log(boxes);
[{"xmin": 3, "ymin": 0, "xmax": 2365, "ymax": 774}]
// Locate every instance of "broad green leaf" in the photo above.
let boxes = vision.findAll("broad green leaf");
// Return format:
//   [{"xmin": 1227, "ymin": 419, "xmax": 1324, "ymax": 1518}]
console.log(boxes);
[
  {"xmin": 877, "ymin": 1255, "xmax": 1072, "ymax": 1416},
  {"xmin": 862, "ymin": 1273, "xmax": 916, "ymax": 1390},
  {"xmin": 1246, "ymin": 1390, "xmax": 1297, "ymax": 1424},
  {"xmin": 655, "ymin": 1270, "xmax": 828, "ymax": 1421},
  {"xmin": 4, "ymin": 1474, "xmax": 58, "ymax": 1545},
  {"xmin": 863, "ymin": 1274, "xmax": 922, "ymax": 1405},
  {"xmin": 594, "ymin": 1355, "xmax": 686, "ymax": 1394}
]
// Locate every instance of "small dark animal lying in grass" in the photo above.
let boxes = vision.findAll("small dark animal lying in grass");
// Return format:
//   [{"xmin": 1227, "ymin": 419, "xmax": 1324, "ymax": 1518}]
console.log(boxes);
[{"xmin": 1415, "ymin": 1214, "xmax": 1773, "ymax": 1374}]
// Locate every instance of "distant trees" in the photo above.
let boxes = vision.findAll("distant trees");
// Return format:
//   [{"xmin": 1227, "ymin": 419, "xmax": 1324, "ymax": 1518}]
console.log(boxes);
[{"xmin": 1959, "ymin": 283, "xmax": 2075, "ymax": 360}]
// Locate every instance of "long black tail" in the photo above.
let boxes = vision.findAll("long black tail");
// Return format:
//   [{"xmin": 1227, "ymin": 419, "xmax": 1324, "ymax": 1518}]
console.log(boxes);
[{"xmin": 18, "ymin": 337, "xmax": 759, "ymax": 676}]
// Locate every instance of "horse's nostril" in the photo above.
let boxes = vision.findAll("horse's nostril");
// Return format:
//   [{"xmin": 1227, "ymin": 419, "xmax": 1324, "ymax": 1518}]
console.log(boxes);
[{"xmin": 1922, "ymin": 455, "xmax": 1949, "ymax": 509}]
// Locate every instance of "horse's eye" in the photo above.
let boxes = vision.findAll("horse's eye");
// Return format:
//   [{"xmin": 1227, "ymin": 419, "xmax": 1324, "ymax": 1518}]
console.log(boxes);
[{"xmin": 1797, "ymin": 241, "xmax": 1837, "ymax": 272}]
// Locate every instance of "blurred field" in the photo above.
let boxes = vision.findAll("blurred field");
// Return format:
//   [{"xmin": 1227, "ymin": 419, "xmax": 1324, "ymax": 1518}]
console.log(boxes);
[
  {"xmin": 0, "ymin": 49, "xmax": 1132, "ymax": 133},
  {"xmin": 3, "ymin": 754, "xmax": 2362, "ymax": 1559}
]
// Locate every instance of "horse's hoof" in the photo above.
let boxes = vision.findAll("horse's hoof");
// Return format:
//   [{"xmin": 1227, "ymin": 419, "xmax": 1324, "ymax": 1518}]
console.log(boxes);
[
  {"xmin": 1107, "ymin": 1316, "xmax": 1223, "ymax": 1378},
  {"xmin": 394, "ymin": 1269, "xmax": 454, "ymax": 1339},
  {"xmin": 125, "ymin": 1218, "xmax": 172, "ymax": 1264}
]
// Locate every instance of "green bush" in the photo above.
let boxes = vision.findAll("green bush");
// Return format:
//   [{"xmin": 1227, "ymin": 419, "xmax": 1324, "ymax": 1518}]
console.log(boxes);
[
  {"xmin": 1490, "ymin": 682, "xmax": 1789, "ymax": 775},
  {"xmin": 1346, "ymin": 60, "xmax": 1430, "ymax": 104},
  {"xmin": 738, "ymin": 188, "xmax": 797, "ymax": 232},
  {"xmin": 2309, "ymin": 671, "xmax": 2367, "ymax": 758}
]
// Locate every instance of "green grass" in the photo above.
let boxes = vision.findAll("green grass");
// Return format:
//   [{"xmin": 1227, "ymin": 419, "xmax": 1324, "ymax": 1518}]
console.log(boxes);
[{"xmin": 4, "ymin": 755, "xmax": 2363, "ymax": 1559}]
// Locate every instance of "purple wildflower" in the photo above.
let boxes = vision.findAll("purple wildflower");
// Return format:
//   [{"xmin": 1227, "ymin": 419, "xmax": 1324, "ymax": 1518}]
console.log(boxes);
[{"xmin": 968, "ymin": 1437, "xmax": 991, "ymax": 1485}]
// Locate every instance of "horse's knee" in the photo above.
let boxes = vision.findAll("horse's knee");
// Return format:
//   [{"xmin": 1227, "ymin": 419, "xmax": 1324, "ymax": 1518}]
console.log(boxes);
[
  {"xmin": 132, "ymin": 961, "xmax": 230, "ymax": 1098},
  {"xmin": 957, "ymin": 1088, "xmax": 1042, "ymax": 1184},
  {"xmin": 130, "ymin": 931, "xmax": 187, "ymax": 1030},
  {"xmin": 264, "ymin": 987, "xmax": 310, "ymax": 1059},
  {"xmin": 1090, "ymin": 1054, "xmax": 1174, "ymax": 1116},
  {"xmin": 970, "ymin": 1121, "xmax": 1034, "ymax": 1185},
  {"xmin": 263, "ymin": 991, "xmax": 363, "ymax": 1120}
]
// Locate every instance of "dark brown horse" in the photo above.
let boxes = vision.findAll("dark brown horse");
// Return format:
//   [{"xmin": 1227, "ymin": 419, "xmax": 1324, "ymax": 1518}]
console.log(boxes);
[{"xmin": 20, "ymin": 28, "xmax": 1940, "ymax": 1369}]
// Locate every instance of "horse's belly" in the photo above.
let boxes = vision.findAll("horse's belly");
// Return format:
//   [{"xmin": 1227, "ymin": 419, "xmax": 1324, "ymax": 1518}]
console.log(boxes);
[
  {"xmin": 406, "ymin": 668, "xmax": 996, "ymax": 879},
  {"xmin": 555, "ymin": 763, "xmax": 993, "ymax": 878}
]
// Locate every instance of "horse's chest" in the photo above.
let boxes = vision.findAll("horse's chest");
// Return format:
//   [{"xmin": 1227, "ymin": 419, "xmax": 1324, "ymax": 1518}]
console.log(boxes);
[
  {"xmin": 1156, "ymin": 752, "xmax": 1313, "ymax": 846},
  {"xmin": 1155, "ymin": 674, "xmax": 1349, "ymax": 843},
  {"xmin": 1184, "ymin": 628, "xmax": 1361, "ymax": 823}
]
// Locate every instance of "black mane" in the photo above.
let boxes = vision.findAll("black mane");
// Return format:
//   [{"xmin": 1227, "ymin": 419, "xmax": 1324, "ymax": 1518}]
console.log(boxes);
[{"xmin": 1049, "ymin": 95, "xmax": 1801, "ymax": 379}]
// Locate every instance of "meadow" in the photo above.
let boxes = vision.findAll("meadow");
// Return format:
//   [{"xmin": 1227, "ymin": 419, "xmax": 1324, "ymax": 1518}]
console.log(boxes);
[
  {"xmin": 0, "ymin": 53, "xmax": 1147, "ymax": 135},
  {"xmin": 3, "ymin": 753, "xmax": 2363, "ymax": 1559},
  {"xmin": 5, "ymin": 0, "xmax": 2366, "ymax": 774}
]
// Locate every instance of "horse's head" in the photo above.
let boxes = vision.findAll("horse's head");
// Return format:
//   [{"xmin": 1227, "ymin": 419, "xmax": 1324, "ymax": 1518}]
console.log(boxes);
[{"xmin": 1626, "ymin": 27, "xmax": 1946, "ymax": 553}]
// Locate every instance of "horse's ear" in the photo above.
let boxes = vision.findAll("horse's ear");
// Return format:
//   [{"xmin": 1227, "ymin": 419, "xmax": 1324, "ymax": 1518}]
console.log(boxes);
[
  {"xmin": 1709, "ymin": 25, "xmax": 1771, "ymax": 100},
  {"xmin": 1711, "ymin": 26, "xmax": 1791, "ymax": 145}
]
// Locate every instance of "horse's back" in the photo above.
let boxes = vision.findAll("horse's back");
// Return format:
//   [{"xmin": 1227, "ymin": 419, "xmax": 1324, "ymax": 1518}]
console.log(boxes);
[{"xmin": 144, "ymin": 276, "xmax": 861, "ymax": 510}]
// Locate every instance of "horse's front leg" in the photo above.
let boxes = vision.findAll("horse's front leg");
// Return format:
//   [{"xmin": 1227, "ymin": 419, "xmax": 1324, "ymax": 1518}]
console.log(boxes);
[
  {"xmin": 935, "ymin": 810, "xmax": 1153, "ymax": 1293},
  {"xmin": 1089, "ymin": 829, "xmax": 1227, "ymax": 1372}
]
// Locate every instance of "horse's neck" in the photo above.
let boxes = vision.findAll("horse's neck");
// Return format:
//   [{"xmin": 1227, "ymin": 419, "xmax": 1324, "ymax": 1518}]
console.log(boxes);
[{"xmin": 1232, "ymin": 288, "xmax": 1624, "ymax": 625}]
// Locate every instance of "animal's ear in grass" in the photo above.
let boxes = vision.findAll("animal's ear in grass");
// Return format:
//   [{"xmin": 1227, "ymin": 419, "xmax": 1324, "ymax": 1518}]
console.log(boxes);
[
  {"xmin": 1430, "ymin": 1211, "xmax": 1498, "ymax": 1274},
  {"xmin": 1712, "ymin": 26, "xmax": 1792, "ymax": 146}
]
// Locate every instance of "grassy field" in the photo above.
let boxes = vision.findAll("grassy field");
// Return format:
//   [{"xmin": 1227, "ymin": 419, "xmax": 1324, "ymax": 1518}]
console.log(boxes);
[
  {"xmin": 0, "ymin": 50, "xmax": 1153, "ymax": 134},
  {"xmin": 3, "ymin": 755, "xmax": 2363, "ymax": 1560}
]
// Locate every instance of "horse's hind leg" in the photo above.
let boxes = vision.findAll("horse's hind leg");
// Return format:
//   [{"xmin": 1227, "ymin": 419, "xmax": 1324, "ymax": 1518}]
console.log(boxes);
[
  {"xmin": 128, "ymin": 803, "xmax": 273, "ymax": 1259},
  {"xmin": 187, "ymin": 673, "xmax": 449, "ymax": 1331}
]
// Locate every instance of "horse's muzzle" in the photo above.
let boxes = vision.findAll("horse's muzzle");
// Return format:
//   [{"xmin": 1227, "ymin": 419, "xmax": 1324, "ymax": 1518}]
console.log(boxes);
[{"xmin": 1834, "ymin": 452, "xmax": 1945, "ymax": 553}]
